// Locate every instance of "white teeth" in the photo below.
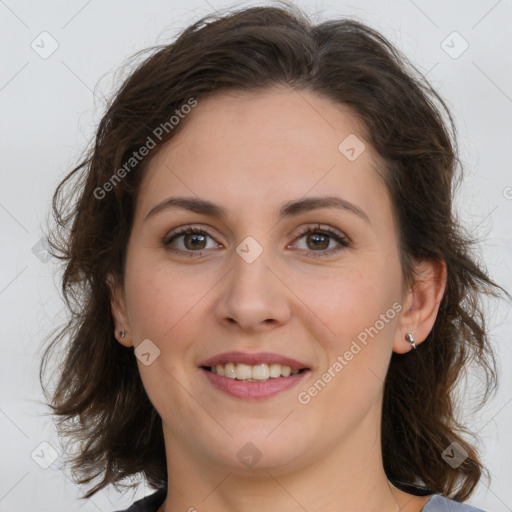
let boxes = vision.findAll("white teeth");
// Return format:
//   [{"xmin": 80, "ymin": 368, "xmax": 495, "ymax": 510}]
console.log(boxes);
[
  {"xmin": 269, "ymin": 363, "xmax": 281, "ymax": 378},
  {"xmin": 208, "ymin": 362, "xmax": 301, "ymax": 380},
  {"xmin": 224, "ymin": 362, "xmax": 236, "ymax": 379},
  {"xmin": 280, "ymin": 365, "xmax": 291, "ymax": 377},
  {"xmin": 252, "ymin": 363, "xmax": 269, "ymax": 380},
  {"xmin": 236, "ymin": 363, "xmax": 252, "ymax": 380}
]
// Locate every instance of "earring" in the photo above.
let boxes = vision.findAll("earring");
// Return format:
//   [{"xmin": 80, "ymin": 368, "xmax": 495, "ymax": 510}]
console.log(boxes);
[
  {"xmin": 405, "ymin": 333, "xmax": 416, "ymax": 350},
  {"xmin": 119, "ymin": 330, "xmax": 126, "ymax": 339}
]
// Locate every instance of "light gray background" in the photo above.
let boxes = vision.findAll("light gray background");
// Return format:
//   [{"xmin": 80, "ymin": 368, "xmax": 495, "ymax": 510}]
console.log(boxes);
[{"xmin": 1, "ymin": 1, "xmax": 511, "ymax": 511}]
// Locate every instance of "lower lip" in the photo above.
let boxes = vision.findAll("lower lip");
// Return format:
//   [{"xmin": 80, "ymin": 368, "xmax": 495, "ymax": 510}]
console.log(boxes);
[{"xmin": 200, "ymin": 367, "xmax": 309, "ymax": 400}]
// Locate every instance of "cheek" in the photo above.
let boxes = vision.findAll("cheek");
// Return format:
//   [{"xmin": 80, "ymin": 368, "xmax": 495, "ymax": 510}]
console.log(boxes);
[
  {"xmin": 298, "ymin": 258, "xmax": 401, "ymax": 405},
  {"xmin": 301, "ymin": 269, "xmax": 400, "ymax": 405},
  {"xmin": 122, "ymin": 256, "xmax": 208, "ymax": 415},
  {"xmin": 123, "ymin": 253, "xmax": 193, "ymax": 346},
  {"xmin": 299, "ymin": 263, "xmax": 400, "ymax": 341},
  {"xmin": 123, "ymin": 252, "xmax": 224, "ymax": 371}
]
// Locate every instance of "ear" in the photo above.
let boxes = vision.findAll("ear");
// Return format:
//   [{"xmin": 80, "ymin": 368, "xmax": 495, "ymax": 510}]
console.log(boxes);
[
  {"xmin": 106, "ymin": 273, "xmax": 133, "ymax": 348},
  {"xmin": 393, "ymin": 259, "xmax": 447, "ymax": 354}
]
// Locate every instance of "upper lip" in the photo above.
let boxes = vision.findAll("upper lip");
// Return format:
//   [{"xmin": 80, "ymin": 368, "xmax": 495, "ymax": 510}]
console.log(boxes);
[{"xmin": 198, "ymin": 351, "xmax": 310, "ymax": 371}]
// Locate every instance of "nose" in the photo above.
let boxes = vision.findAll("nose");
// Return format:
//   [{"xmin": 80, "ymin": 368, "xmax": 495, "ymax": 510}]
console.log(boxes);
[{"xmin": 215, "ymin": 246, "xmax": 291, "ymax": 333}]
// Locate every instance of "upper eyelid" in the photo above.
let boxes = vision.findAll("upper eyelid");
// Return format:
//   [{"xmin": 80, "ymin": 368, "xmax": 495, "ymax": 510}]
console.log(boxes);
[
  {"xmin": 293, "ymin": 223, "xmax": 348, "ymax": 240},
  {"xmin": 164, "ymin": 223, "xmax": 349, "ymax": 247},
  {"xmin": 164, "ymin": 224, "xmax": 220, "ymax": 242}
]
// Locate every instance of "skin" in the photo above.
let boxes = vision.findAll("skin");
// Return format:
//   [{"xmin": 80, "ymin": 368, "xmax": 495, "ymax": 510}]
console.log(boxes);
[{"xmin": 110, "ymin": 86, "xmax": 446, "ymax": 512}]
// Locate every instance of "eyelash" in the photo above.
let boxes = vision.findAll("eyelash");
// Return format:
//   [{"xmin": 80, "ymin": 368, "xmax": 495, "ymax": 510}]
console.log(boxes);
[{"xmin": 162, "ymin": 223, "xmax": 350, "ymax": 258}]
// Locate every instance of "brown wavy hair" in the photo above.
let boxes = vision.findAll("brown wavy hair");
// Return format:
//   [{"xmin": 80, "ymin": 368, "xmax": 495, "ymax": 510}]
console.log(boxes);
[{"xmin": 40, "ymin": 0, "xmax": 507, "ymax": 502}]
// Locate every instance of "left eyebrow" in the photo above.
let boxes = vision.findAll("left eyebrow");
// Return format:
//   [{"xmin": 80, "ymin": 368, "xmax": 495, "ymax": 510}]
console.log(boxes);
[
  {"xmin": 278, "ymin": 196, "xmax": 371, "ymax": 224},
  {"xmin": 145, "ymin": 195, "xmax": 371, "ymax": 225}
]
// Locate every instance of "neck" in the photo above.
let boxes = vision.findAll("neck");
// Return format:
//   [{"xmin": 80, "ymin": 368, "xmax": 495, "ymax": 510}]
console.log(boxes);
[{"xmin": 157, "ymin": 405, "xmax": 430, "ymax": 512}]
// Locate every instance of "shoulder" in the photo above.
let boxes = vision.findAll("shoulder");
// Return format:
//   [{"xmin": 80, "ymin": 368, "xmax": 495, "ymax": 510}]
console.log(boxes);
[
  {"xmin": 421, "ymin": 494, "xmax": 487, "ymax": 512},
  {"xmin": 112, "ymin": 487, "xmax": 167, "ymax": 512},
  {"xmin": 111, "ymin": 488, "xmax": 487, "ymax": 512}
]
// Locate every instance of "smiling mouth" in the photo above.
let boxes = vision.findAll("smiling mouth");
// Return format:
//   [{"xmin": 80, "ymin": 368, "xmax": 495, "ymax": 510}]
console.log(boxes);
[{"xmin": 201, "ymin": 362, "xmax": 309, "ymax": 382}]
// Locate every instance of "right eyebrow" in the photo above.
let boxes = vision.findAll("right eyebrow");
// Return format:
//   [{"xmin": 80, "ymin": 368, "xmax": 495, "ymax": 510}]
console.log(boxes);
[{"xmin": 145, "ymin": 197, "xmax": 227, "ymax": 221}]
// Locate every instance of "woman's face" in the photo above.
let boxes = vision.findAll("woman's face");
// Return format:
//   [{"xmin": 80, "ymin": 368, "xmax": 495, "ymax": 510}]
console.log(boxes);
[{"xmin": 113, "ymin": 86, "xmax": 414, "ymax": 472}]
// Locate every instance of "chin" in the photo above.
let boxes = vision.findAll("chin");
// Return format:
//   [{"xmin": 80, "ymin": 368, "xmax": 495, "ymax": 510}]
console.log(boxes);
[{"xmin": 203, "ymin": 428, "xmax": 311, "ymax": 472}]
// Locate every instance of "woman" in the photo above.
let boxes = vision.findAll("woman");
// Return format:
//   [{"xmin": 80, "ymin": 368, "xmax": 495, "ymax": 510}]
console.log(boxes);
[{"xmin": 40, "ymin": 3, "xmax": 506, "ymax": 511}]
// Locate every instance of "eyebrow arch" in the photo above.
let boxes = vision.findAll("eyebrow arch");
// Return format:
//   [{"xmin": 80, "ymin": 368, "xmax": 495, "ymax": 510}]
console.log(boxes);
[
  {"xmin": 279, "ymin": 196, "xmax": 370, "ymax": 224},
  {"xmin": 145, "ymin": 195, "xmax": 371, "ymax": 224}
]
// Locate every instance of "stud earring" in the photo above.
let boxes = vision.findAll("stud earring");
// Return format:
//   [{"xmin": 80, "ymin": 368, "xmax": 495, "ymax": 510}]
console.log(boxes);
[
  {"xmin": 119, "ymin": 330, "xmax": 126, "ymax": 339},
  {"xmin": 405, "ymin": 333, "xmax": 416, "ymax": 350}
]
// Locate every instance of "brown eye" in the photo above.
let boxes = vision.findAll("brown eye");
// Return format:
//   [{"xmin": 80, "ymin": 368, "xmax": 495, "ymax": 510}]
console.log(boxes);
[
  {"xmin": 305, "ymin": 232, "xmax": 330, "ymax": 250},
  {"xmin": 183, "ymin": 232, "xmax": 207, "ymax": 250},
  {"xmin": 291, "ymin": 224, "xmax": 350, "ymax": 257},
  {"xmin": 163, "ymin": 227, "xmax": 219, "ymax": 257}
]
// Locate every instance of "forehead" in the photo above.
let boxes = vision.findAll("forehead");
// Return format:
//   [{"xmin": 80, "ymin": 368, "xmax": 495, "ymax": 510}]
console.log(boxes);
[{"xmin": 137, "ymin": 86, "xmax": 392, "ymax": 227}]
